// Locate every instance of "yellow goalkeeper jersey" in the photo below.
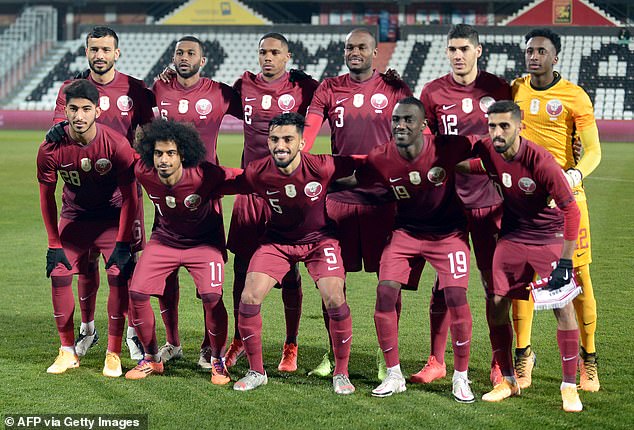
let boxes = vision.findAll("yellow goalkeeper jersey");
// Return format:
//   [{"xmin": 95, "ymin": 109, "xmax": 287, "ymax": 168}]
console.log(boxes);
[{"xmin": 511, "ymin": 73, "xmax": 597, "ymax": 170}]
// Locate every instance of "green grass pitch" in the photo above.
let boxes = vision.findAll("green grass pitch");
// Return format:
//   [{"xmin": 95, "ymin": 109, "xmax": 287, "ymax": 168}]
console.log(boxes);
[{"xmin": 0, "ymin": 130, "xmax": 633, "ymax": 429}]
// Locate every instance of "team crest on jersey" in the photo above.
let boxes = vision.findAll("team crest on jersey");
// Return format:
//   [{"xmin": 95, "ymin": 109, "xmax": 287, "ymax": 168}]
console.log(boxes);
[
  {"xmin": 262, "ymin": 95, "xmax": 272, "ymax": 110},
  {"xmin": 178, "ymin": 100, "xmax": 189, "ymax": 114},
  {"xmin": 546, "ymin": 99, "xmax": 563, "ymax": 118},
  {"xmin": 278, "ymin": 94, "xmax": 296, "ymax": 112},
  {"xmin": 502, "ymin": 173, "xmax": 512, "ymax": 188},
  {"xmin": 95, "ymin": 158, "xmax": 112, "ymax": 175},
  {"xmin": 196, "ymin": 99, "xmax": 212, "ymax": 116},
  {"xmin": 353, "ymin": 94, "xmax": 364, "ymax": 108},
  {"xmin": 518, "ymin": 177, "xmax": 537, "ymax": 193},
  {"xmin": 80, "ymin": 158, "xmax": 92, "ymax": 172},
  {"xmin": 304, "ymin": 181, "xmax": 323, "ymax": 200},
  {"xmin": 409, "ymin": 171, "xmax": 422, "ymax": 185},
  {"xmin": 116, "ymin": 96, "xmax": 133, "ymax": 112},
  {"xmin": 370, "ymin": 93, "xmax": 389, "ymax": 112},
  {"xmin": 165, "ymin": 196, "xmax": 176, "ymax": 208},
  {"xmin": 462, "ymin": 98, "xmax": 473, "ymax": 114},
  {"xmin": 184, "ymin": 194, "xmax": 201, "ymax": 210},
  {"xmin": 530, "ymin": 99, "xmax": 540, "ymax": 115},
  {"xmin": 99, "ymin": 96, "xmax": 110, "ymax": 111},
  {"xmin": 479, "ymin": 96, "xmax": 495, "ymax": 113},
  {"xmin": 285, "ymin": 184, "xmax": 297, "ymax": 198},
  {"xmin": 426, "ymin": 167, "xmax": 446, "ymax": 185}
]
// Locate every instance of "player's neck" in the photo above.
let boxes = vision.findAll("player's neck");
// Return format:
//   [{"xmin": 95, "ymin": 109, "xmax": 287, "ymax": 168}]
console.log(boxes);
[
  {"xmin": 452, "ymin": 68, "xmax": 477, "ymax": 86},
  {"xmin": 397, "ymin": 141, "xmax": 423, "ymax": 160},
  {"xmin": 177, "ymin": 74, "xmax": 201, "ymax": 88},
  {"xmin": 69, "ymin": 126, "xmax": 97, "ymax": 146},
  {"xmin": 159, "ymin": 167, "xmax": 183, "ymax": 186},
  {"xmin": 529, "ymin": 70, "xmax": 556, "ymax": 89},
  {"xmin": 349, "ymin": 69, "xmax": 374, "ymax": 83},
  {"xmin": 262, "ymin": 70, "xmax": 285, "ymax": 83},
  {"xmin": 501, "ymin": 138, "xmax": 521, "ymax": 161},
  {"xmin": 90, "ymin": 69, "xmax": 116, "ymax": 85},
  {"xmin": 277, "ymin": 154, "xmax": 302, "ymax": 175}
]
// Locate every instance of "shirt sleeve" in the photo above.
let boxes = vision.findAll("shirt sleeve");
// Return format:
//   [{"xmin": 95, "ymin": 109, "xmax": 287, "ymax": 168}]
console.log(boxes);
[
  {"xmin": 331, "ymin": 155, "xmax": 365, "ymax": 180},
  {"xmin": 52, "ymin": 84, "xmax": 68, "ymax": 124},
  {"xmin": 420, "ymin": 86, "xmax": 439, "ymax": 134},
  {"xmin": 354, "ymin": 153, "xmax": 384, "ymax": 187},
  {"xmin": 575, "ymin": 125, "xmax": 601, "ymax": 178},
  {"xmin": 223, "ymin": 83, "xmax": 243, "ymax": 120},
  {"xmin": 36, "ymin": 143, "xmax": 58, "ymax": 184}
]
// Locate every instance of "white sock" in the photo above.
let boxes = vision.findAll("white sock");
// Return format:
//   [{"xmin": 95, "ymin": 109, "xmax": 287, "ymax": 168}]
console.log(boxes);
[
  {"xmin": 561, "ymin": 382, "xmax": 576, "ymax": 390},
  {"xmin": 80, "ymin": 320, "xmax": 95, "ymax": 335},
  {"xmin": 127, "ymin": 326, "xmax": 137, "ymax": 338},
  {"xmin": 387, "ymin": 364, "xmax": 402, "ymax": 377},
  {"xmin": 453, "ymin": 370, "xmax": 468, "ymax": 380},
  {"xmin": 61, "ymin": 345, "xmax": 76, "ymax": 354}
]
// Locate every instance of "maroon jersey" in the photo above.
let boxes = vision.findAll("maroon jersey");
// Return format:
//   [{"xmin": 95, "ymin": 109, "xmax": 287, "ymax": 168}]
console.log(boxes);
[
  {"xmin": 37, "ymin": 123, "xmax": 136, "ymax": 221},
  {"xmin": 54, "ymin": 71, "xmax": 156, "ymax": 144},
  {"xmin": 240, "ymin": 153, "xmax": 358, "ymax": 244},
  {"xmin": 420, "ymin": 71, "xmax": 511, "ymax": 209},
  {"xmin": 233, "ymin": 71, "xmax": 319, "ymax": 167},
  {"xmin": 135, "ymin": 161, "xmax": 235, "ymax": 249},
  {"xmin": 152, "ymin": 77, "xmax": 242, "ymax": 164},
  {"xmin": 474, "ymin": 137, "xmax": 576, "ymax": 244},
  {"xmin": 357, "ymin": 135, "xmax": 477, "ymax": 234},
  {"xmin": 308, "ymin": 71, "xmax": 412, "ymax": 204}
]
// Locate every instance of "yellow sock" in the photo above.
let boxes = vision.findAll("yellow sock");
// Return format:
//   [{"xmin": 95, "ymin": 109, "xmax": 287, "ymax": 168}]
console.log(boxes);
[
  {"xmin": 512, "ymin": 297, "xmax": 534, "ymax": 349},
  {"xmin": 573, "ymin": 264, "xmax": 596, "ymax": 354}
]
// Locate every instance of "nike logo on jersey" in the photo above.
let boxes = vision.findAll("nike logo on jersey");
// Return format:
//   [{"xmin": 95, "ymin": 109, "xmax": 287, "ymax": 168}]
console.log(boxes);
[
  {"xmin": 563, "ymin": 355, "xmax": 577, "ymax": 362},
  {"xmin": 442, "ymin": 104, "xmax": 456, "ymax": 110},
  {"xmin": 61, "ymin": 163, "xmax": 74, "ymax": 168},
  {"xmin": 576, "ymin": 251, "xmax": 586, "ymax": 258},
  {"xmin": 389, "ymin": 177, "xmax": 402, "ymax": 183},
  {"xmin": 336, "ymin": 98, "xmax": 349, "ymax": 105},
  {"xmin": 266, "ymin": 190, "xmax": 280, "ymax": 195},
  {"xmin": 242, "ymin": 334, "xmax": 255, "ymax": 341},
  {"xmin": 211, "ymin": 282, "xmax": 222, "ymax": 287},
  {"xmin": 245, "ymin": 97, "xmax": 257, "ymax": 102},
  {"xmin": 342, "ymin": 335, "xmax": 352, "ymax": 344},
  {"xmin": 160, "ymin": 101, "xmax": 171, "ymax": 106},
  {"xmin": 327, "ymin": 266, "xmax": 340, "ymax": 271},
  {"xmin": 453, "ymin": 273, "xmax": 467, "ymax": 279},
  {"xmin": 455, "ymin": 340, "xmax": 470, "ymax": 347}
]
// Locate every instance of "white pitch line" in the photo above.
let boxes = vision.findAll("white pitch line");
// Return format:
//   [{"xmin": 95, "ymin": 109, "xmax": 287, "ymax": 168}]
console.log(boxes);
[{"xmin": 586, "ymin": 176, "xmax": 634, "ymax": 183}]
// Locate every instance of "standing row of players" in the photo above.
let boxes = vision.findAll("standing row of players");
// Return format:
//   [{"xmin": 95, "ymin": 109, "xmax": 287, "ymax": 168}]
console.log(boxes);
[{"xmin": 38, "ymin": 24, "xmax": 600, "ymax": 411}]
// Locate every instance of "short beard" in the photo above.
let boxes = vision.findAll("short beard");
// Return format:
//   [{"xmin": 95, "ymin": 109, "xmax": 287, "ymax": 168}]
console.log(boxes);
[
  {"xmin": 89, "ymin": 61, "xmax": 113, "ymax": 76},
  {"xmin": 176, "ymin": 64, "xmax": 201, "ymax": 79}
]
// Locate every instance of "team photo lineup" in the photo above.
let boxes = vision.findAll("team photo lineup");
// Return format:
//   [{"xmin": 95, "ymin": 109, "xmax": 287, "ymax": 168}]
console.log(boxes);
[{"xmin": 38, "ymin": 23, "xmax": 603, "ymax": 413}]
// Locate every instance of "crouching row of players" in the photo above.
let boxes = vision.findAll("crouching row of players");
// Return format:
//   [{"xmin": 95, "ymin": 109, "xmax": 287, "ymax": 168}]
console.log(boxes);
[{"xmin": 39, "ymin": 79, "xmax": 582, "ymax": 411}]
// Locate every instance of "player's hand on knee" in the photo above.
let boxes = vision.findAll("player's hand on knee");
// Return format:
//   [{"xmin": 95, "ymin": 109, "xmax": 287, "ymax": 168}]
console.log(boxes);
[
  {"xmin": 45, "ymin": 121, "xmax": 68, "ymax": 143},
  {"xmin": 106, "ymin": 242, "xmax": 134, "ymax": 279},
  {"xmin": 547, "ymin": 258, "xmax": 573, "ymax": 290},
  {"xmin": 46, "ymin": 248, "xmax": 72, "ymax": 277}
]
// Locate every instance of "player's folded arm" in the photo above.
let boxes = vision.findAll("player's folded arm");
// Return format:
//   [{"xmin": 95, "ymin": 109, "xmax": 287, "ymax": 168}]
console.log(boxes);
[{"xmin": 574, "ymin": 125, "xmax": 601, "ymax": 178}]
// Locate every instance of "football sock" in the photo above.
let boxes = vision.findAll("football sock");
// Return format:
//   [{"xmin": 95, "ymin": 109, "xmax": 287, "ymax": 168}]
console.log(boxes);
[
  {"xmin": 490, "ymin": 323, "xmax": 514, "ymax": 377},
  {"xmin": 445, "ymin": 287, "xmax": 472, "ymax": 373},
  {"xmin": 238, "ymin": 302, "xmax": 264, "ymax": 374},
  {"xmin": 453, "ymin": 369, "xmax": 468, "ymax": 380},
  {"xmin": 51, "ymin": 275, "xmax": 75, "ymax": 347},
  {"xmin": 573, "ymin": 264, "xmax": 596, "ymax": 353},
  {"xmin": 327, "ymin": 303, "xmax": 352, "ymax": 376},
  {"xmin": 80, "ymin": 320, "xmax": 95, "ymax": 335},
  {"xmin": 374, "ymin": 283, "xmax": 401, "ymax": 367},
  {"xmin": 557, "ymin": 328, "xmax": 579, "ymax": 384},
  {"xmin": 429, "ymin": 286, "xmax": 449, "ymax": 364},
  {"xmin": 201, "ymin": 293, "xmax": 228, "ymax": 358},
  {"xmin": 232, "ymin": 259, "xmax": 248, "ymax": 340},
  {"xmin": 281, "ymin": 272, "xmax": 302, "ymax": 345},
  {"xmin": 512, "ymin": 297, "xmax": 534, "ymax": 349},
  {"xmin": 159, "ymin": 270, "xmax": 180, "ymax": 347},
  {"xmin": 61, "ymin": 345, "xmax": 75, "ymax": 354},
  {"xmin": 395, "ymin": 289, "xmax": 402, "ymax": 323},
  {"xmin": 77, "ymin": 266, "xmax": 99, "ymax": 323},
  {"xmin": 129, "ymin": 291, "xmax": 158, "ymax": 355},
  {"xmin": 388, "ymin": 364, "xmax": 402, "ymax": 376},
  {"xmin": 200, "ymin": 304, "xmax": 211, "ymax": 349},
  {"xmin": 106, "ymin": 275, "xmax": 128, "ymax": 354}
]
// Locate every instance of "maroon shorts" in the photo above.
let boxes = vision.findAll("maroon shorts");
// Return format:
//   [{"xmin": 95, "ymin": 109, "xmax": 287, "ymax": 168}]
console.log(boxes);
[
  {"xmin": 379, "ymin": 229, "xmax": 471, "ymax": 289},
  {"xmin": 492, "ymin": 238, "xmax": 562, "ymax": 300},
  {"xmin": 129, "ymin": 239, "xmax": 225, "ymax": 296},
  {"xmin": 131, "ymin": 182, "xmax": 146, "ymax": 254},
  {"xmin": 248, "ymin": 239, "xmax": 345, "ymax": 283},
  {"xmin": 52, "ymin": 217, "xmax": 119, "ymax": 277},
  {"xmin": 227, "ymin": 193, "xmax": 269, "ymax": 258},
  {"xmin": 326, "ymin": 198, "xmax": 395, "ymax": 273},
  {"xmin": 466, "ymin": 203, "xmax": 502, "ymax": 272}
]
